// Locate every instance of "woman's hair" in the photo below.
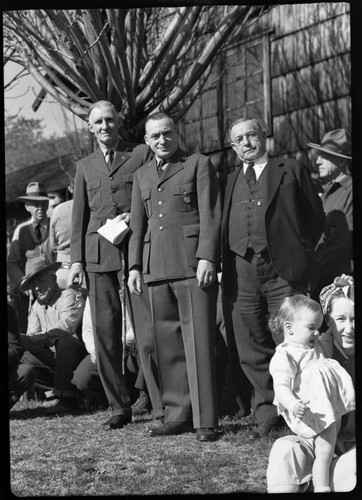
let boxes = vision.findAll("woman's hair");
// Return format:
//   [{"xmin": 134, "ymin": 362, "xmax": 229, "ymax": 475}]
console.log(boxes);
[{"xmin": 268, "ymin": 294, "xmax": 321, "ymax": 338}]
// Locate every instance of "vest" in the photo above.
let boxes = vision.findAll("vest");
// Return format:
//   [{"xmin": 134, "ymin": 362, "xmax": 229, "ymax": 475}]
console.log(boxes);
[{"xmin": 228, "ymin": 166, "xmax": 268, "ymax": 257}]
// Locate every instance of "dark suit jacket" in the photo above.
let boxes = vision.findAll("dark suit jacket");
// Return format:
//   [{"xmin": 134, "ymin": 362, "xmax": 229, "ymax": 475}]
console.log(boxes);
[
  {"xmin": 222, "ymin": 157, "xmax": 325, "ymax": 286},
  {"xmin": 129, "ymin": 148, "xmax": 221, "ymax": 284},
  {"xmin": 71, "ymin": 142, "xmax": 152, "ymax": 273}
]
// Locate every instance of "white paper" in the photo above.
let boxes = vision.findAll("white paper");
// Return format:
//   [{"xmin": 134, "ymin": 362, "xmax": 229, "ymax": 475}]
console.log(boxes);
[{"xmin": 97, "ymin": 218, "xmax": 129, "ymax": 245}]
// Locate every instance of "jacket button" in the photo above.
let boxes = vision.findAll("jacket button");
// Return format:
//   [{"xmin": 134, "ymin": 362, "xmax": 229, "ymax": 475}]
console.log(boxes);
[
  {"xmin": 109, "ymin": 176, "xmax": 114, "ymax": 181},
  {"xmin": 158, "ymin": 187, "xmax": 163, "ymax": 192},
  {"xmin": 159, "ymin": 226, "xmax": 164, "ymax": 231},
  {"xmin": 159, "ymin": 213, "xmax": 164, "ymax": 218},
  {"xmin": 158, "ymin": 201, "xmax": 162, "ymax": 205}
]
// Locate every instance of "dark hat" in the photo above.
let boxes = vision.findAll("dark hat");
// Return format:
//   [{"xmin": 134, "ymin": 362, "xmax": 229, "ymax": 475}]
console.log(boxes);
[
  {"xmin": 20, "ymin": 256, "xmax": 62, "ymax": 292},
  {"xmin": 18, "ymin": 182, "xmax": 50, "ymax": 202},
  {"xmin": 307, "ymin": 129, "xmax": 352, "ymax": 159}
]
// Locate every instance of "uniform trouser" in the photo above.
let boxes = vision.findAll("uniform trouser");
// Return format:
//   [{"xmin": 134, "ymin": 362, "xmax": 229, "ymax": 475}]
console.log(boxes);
[
  {"xmin": 87, "ymin": 271, "xmax": 131, "ymax": 416},
  {"xmin": 20, "ymin": 336, "xmax": 87, "ymax": 397},
  {"xmin": 127, "ymin": 288, "xmax": 164, "ymax": 418},
  {"xmin": 225, "ymin": 251, "xmax": 307, "ymax": 425},
  {"xmin": 148, "ymin": 277, "xmax": 218, "ymax": 429}
]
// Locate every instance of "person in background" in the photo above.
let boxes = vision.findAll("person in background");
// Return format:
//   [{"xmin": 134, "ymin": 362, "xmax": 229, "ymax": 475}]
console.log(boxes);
[
  {"xmin": 8, "ymin": 303, "xmax": 38, "ymax": 410},
  {"xmin": 68, "ymin": 100, "xmax": 163, "ymax": 430},
  {"xmin": 267, "ymin": 275, "xmax": 356, "ymax": 492},
  {"xmin": 128, "ymin": 112, "xmax": 221, "ymax": 442},
  {"xmin": 7, "ymin": 182, "xmax": 50, "ymax": 332},
  {"xmin": 46, "ymin": 183, "xmax": 75, "ymax": 290},
  {"xmin": 307, "ymin": 129, "xmax": 353, "ymax": 300},
  {"xmin": 46, "ymin": 187, "xmax": 66, "ymax": 219},
  {"xmin": 19, "ymin": 256, "xmax": 87, "ymax": 414},
  {"xmin": 221, "ymin": 117, "xmax": 325, "ymax": 439}
]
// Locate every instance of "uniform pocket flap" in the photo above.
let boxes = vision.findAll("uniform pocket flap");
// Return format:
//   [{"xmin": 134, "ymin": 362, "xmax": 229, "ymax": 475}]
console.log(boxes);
[
  {"xmin": 123, "ymin": 173, "xmax": 134, "ymax": 182},
  {"xmin": 88, "ymin": 179, "xmax": 101, "ymax": 191},
  {"xmin": 173, "ymin": 183, "xmax": 195, "ymax": 195},
  {"xmin": 183, "ymin": 224, "xmax": 200, "ymax": 237},
  {"xmin": 141, "ymin": 188, "xmax": 152, "ymax": 200}
]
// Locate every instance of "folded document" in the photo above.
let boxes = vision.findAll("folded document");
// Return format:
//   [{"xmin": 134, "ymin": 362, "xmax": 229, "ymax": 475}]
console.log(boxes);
[{"xmin": 97, "ymin": 218, "xmax": 129, "ymax": 245}]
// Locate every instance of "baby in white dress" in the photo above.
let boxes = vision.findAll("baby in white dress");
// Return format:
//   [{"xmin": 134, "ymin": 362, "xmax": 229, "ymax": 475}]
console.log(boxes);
[{"xmin": 269, "ymin": 294, "xmax": 355, "ymax": 493}]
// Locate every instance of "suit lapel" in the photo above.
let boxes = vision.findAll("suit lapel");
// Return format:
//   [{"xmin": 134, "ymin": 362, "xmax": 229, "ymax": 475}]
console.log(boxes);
[
  {"xmin": 110, "ymin": 148, "xmax": 132, "ymax": 174},
  {"xmin": 159, "ymin": 160, "xmax": 184, "ymax": 183},
  {"xmin": 224, "ymin": 165, "xmax": 243, "ymax": 213},
  {"xmin": 91, "ymin": 149, "xmax": 110, "ymax": 176}
]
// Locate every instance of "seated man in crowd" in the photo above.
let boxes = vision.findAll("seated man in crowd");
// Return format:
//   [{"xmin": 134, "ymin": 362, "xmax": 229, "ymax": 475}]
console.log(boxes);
[
  {"xmin": 19, "ymin": 256, "xmax": 87, "ymax": 414},
  {"xmin": 8, "ymin": 302, "xmax": 38, "ymax": 410}
]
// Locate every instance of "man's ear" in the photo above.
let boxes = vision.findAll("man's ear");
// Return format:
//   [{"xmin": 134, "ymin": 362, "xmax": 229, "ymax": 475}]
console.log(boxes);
[
  {"xmin": 88, "ymin": 122, "xmax": 94, "ymax": 134},
  {"xmin": 24, "ymin": 204, "xmax": 31, "ymax": 214},
  {"xmin": 144, "ymin": 134, "xmax": 150, "ymax": 146}
]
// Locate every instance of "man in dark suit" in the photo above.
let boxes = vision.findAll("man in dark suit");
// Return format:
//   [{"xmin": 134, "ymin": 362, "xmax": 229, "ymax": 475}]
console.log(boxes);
[
  {"xmin": 128, "ymin": 112, "xmax": 221, "ymax": 442},
  {"xmin": 221, "ymin": 117, "xmax": 325, "ymax": 438},
  {"xmin": 68, "ymin": 100, "xmax": 163, "ymax": 429}
]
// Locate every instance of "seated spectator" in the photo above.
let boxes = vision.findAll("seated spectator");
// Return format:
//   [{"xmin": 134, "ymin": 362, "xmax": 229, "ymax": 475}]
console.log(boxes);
[
  {"xmin": 8, "ymin": 303, "xmax": 38, "ymax": 410},
  {"xmin": 266, "ymin": 274, "xmax": 355, "ymax": 492},
  {"xmin": 19, "ymin": 256, "xmax": 87, "ymax": 414},
  {"xmin": 72, "ymin": 296, "xmax": 150, "ymax": 413}
]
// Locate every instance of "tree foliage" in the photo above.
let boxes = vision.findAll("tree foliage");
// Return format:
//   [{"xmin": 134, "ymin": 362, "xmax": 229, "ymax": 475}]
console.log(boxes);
[
  {"xmin": 5, "ymin": 114, "xmax": 92, "ymax": 174},
  {"xmin": 3, "ymin": 6, "xmax": 267, "ymax": 141}
]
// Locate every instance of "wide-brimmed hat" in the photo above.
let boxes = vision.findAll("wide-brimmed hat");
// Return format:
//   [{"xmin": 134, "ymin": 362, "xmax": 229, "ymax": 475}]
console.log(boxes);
[
  {"xmin": 307, "ymin": 129, "xmax": 352, "ymax": 159},
  {"xmin": 20, "ymin": 256, "xmax": 62, "ymax": 292},
  {"xmin": 18, "ymin": 182, "xmax": 50, "ymax": 202}
]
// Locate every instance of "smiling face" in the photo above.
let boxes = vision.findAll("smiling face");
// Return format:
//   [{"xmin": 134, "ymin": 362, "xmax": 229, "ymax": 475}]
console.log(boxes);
[
  {"xmin": 145, "ymin": 117, "xmax": 179, "ymax": 161},
  {"xmin": 88, "ymin": 103, "xmax": 119, "ymax": 149},
  {"xmin": 30, "ymin": 271, "xmax": 57, "ymax": 305},
  {"xmin": 328, "ymin": 296, "xmax": 355, "ymax": 356},
  {"xmin": 230, "ymin": 120, "xmax": 266, "ymax": 163},
  {"xmin": 284, "ymin": 306, "xmax": 323, "ymax": 348}
]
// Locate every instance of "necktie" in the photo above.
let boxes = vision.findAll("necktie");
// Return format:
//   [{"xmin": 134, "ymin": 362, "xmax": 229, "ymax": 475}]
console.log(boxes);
[
  {"xmin": 35, "ymin": 223, "xmax": 42, "ymax": 242},
  {"xmin": 157, "ymin": 160, "xmax": 166, "ymax": 177},
  {"xmin": 244, "ymin": 162, "xmax": 256, "ymax": 189},
  {"xmin": 106, "ymin": 149, "xmax": 114, "ymax": 169}
]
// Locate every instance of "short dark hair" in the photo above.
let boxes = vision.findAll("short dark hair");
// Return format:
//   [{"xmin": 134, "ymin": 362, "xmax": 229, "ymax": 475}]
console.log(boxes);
[{"xmin": 145, "ymin": 112, "xmax": 174, "ymax": 128}]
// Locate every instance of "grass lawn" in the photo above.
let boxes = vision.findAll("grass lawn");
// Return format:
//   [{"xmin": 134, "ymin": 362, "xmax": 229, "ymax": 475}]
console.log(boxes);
[{"xmin": 8, "ymin": 399, "xmax": 291, "ymax": 496}]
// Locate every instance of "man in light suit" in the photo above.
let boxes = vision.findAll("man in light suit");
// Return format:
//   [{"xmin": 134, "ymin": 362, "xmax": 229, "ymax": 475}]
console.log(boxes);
[
  {"xmin": 221, "ymin": 117, "xmax": 325, "ymax": 438},
  {"xmin": 128, "ymin": 112, "xmax": 221, "ymax": 442},
  {"xmin": 68, "ymin": 101, "xmax": 163, "ymax": 429}
]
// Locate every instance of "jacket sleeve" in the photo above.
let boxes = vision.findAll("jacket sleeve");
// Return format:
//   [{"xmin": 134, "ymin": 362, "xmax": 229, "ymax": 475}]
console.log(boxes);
[
  {"xmin": 128, "ymin": 172, "xmax": 148, "ymax": 271},
  {"xmin": 7, "ymin": 225, "xmax": 26, "ymax": 287},
  {"xmin": 70, "ymin": 162, "xmax": 90, "ymax": 264},
  {"xmin": 295, "ymin": 161, "xmax": 325, "ymax": 246},
  {"xmin": 195, "ymin": 157, "xmax": 222, "ymax": 264}
]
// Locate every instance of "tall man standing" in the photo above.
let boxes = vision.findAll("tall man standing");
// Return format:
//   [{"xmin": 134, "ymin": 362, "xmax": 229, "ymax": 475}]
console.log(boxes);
[
  {"xmin": 128, "ymin": 112, "xmax": 221, "ymax": 442},
  {"xmin": 221, "ymin": 117, "xmax": 325, "ymax": 438},
  {"xmin": 68, "ymin": 100, "xmax": 162, "ymax": 430}
]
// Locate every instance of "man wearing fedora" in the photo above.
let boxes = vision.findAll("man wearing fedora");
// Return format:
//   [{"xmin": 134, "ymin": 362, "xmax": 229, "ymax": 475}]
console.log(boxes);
[
  {"xmin": 19, "ymin": 255, "xmax": 87, "ymax": 413},
  {"xmin": 7, "ymin": 182, "xmax": 50, "ymax": 332},
  {"xmin": 307, "ymin": 129, "xmax": 353, "ymax": 299}
]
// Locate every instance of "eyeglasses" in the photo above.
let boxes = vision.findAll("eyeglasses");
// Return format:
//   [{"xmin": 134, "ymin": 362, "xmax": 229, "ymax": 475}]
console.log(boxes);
[{"xmin": 232, "ymin": 132, "xmax": 260, "ymax": 146}]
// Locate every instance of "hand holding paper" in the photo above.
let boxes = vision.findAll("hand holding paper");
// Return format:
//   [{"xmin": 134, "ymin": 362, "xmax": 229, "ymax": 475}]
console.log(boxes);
[{"xmin": 97, "ymin": 215, "xmax": 130, "ymax": 245}]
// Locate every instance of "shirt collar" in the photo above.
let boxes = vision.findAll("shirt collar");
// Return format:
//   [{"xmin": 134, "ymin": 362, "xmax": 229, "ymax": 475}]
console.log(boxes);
[{"xmin": 100, "ymin": 140, "xmax": 119, "ymax": 157}]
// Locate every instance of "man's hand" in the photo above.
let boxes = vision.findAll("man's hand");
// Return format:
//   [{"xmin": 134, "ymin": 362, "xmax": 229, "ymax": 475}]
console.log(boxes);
[
  {"xmin": 197, "ymin": 259, "xmax": 216, "ymax": 288},
  {"xmin": 67, "ymin": 262, "xmax": 84, "ymax": 288},
  {"xmin": 128, "ymin": 269, "xmax": 143, "ymax": 295},
  {"xmin": 20, "ymin": 334, "xmax": 33, "ymax": 351},
  {"xmin": 293, "ymin": 400, "xmax": 310, "ymax": 419},
  {"xmin": 116, "ymin": 212, "xmax": 130, "ymax": 224}
]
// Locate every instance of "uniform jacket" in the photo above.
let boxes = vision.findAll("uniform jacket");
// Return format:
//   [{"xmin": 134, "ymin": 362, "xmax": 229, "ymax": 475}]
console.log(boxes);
[
  {"xmin": 71, "ymin": 142, "xmax": 152, "ymax": 273},
  {"xmin": 128, "ymin": 148, "xmax": 221, "ymax": 284},
  {"xmin": 222, "ymin": 157, "xmax": 325, "ymax": 286}
]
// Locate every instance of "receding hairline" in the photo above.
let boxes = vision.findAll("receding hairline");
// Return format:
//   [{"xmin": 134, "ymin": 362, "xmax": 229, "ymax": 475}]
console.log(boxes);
[
  {"xmin": 228, "ymin": 117, "xmax": 265, "ymax": 137},
  {"xmin": 87, "ymin": 101, "xmax": 118, "ymax": 122}
]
